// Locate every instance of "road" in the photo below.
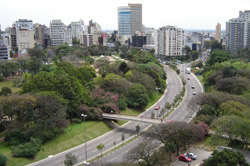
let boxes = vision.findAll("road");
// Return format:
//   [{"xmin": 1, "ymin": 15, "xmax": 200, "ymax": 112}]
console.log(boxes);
[
  {"xmin": 27, "ymin": 65, "xmax": 182, "ymax": 166},
  {"xmin": 96, "ymin": 63, "xmax": 203, "ymax": 163}
]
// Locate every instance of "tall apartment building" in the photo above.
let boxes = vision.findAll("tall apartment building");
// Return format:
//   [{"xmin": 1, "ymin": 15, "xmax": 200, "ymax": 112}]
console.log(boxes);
[
  {"xmin": 226, "ymin": 10, "xmax": 250, "ymax": 54},
  {"xmin": 156, "ymin": 26, "xmax": 185, "ymax": 57},
  {"xmin": 0, "ymin": 40, "xmax": 10, "ymax": 60},
  {"xmin": 215, "ymin": 23, "xmax": 221, "ymax": 42},
  {"xmin": 64, "ymin": 29, "xmax": 72, "ymax": 45},
  {"xmin": 71, "ymin": 19, "xmax": 84, "ymax": 40},
  {"xmin": 34, "ymin": 23, "xmax": 45, "ymax": 47},
  {"xmin": 118, "ymin": 3, "xmax": 142, "ymax": 36},
  {"xmin": 15, "ymin": 19, "xmax": 35, "ymax": 53},
  {"xmin": 50, "ymin": 20, "xmax": 65, "ymax": 46},
  {"xmin": 80, "ymin": 34, "xmax": 93, "ymax": 47}
]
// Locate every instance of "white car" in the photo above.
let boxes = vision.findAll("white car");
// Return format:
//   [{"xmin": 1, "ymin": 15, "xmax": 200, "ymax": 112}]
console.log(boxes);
[
  {"xmin": 192, "ymin": 92, "xmax": 196, "ymax": 95},
  {"xmin": 184, "ymin": 153, "xmax": 197, "ymax": 160}
]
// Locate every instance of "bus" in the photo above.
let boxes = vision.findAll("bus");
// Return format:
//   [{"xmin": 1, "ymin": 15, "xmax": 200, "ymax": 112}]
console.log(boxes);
[{"xmin": 185, "ymin": 67, "xmax": 191, "ymax": 74}]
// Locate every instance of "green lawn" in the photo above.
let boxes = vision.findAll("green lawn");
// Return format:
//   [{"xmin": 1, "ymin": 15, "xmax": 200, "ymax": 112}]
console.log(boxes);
[
  {"xmin": 146, "ymin": 92, "xmax": 163, "ymax": 108},
  {"xmin": 121, "ymin": 108, "xmax": 142, "ymax": 116},
  {"xmin": 0, "ymin": 121, "xmax": 112, "ymax": 166},
  {"xmin": 203, "ymin": 135, "xmax": 229, "ymax": 149},
  {"xmin": 0, "ymin": 80, "xmax": 21, "ymax": 93},
  {"xmin": 196, "ymin": 75, "xmax": 204, "ymax": 85},
  {"xmin": 120, "ymin": 92, "xmax": 162, "ymax": 117},
  {"xmin": 116, "ymin": 120, "xmax": 128, "ymax": 126}
]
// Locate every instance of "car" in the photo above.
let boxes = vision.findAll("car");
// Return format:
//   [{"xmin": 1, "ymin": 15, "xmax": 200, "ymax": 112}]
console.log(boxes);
[
  {"xmin": 178, "ymin": 154, "xmax": 192, "ymax": 162},
  {"xmin": 191, "ymin": 86, "xmax": 195, "ymax": 89},
  {"xmin": 192, "ymin": 92, "xmax": 196, "ymax": 95},
  {"xmin": 184, "ymin": 153, "xmax": 197, "ymax": 160},
  {"xmin": 155, "ymin": 105, "xmax": 160, "ymax": 110},
  {"xmin": 187, "ymin": 77, "xmax": 190, "ymax": 80}
]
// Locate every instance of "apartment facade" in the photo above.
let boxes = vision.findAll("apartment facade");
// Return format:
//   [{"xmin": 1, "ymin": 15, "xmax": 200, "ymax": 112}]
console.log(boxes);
[
  {"xmin": 226, "ymin": 10, "xmax": 250, "ymax": 54},
  {"xmin": 15, "ymin": 19, "xmax": 35, "ymax": 52},
  {"xmin": 118, "ymin": 3, "xmax": 142, "ymax": 36},
  {"xmin": 80, "ymin": 34, "xmax": 93, "ymax": 47},
  {"xmin": 0, "ymin": 40, "xmax": 10, "ymax": 60},
  {"xmin": 50, "ymin": 20, "xmax": 65, "ymax": 46},
  {"xmin": 215, "ymin": 23, "xmax": 221, "ymax": 42},
  {"xmin": 156, "ymin": 26, "xmax": 185, "ymax": 57},
  {"xmin": 71, "ymin": 19, "xmax": 84, "ymax": 40}
]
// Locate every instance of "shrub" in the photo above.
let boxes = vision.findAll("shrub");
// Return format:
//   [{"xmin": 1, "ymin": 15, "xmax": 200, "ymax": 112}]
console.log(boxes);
[
  {"xmin": 0, "ymin": 153, "xmax": 7, "ymax": 166},
  {"xmin": 4, "ymin": 130, "xmax": 29, "ymax": 146},
  {"xmin": 71, "ymin": 118, "xmax": 82, "ymax": 124},
  {"xmin": 0, "ymin": 76, "xmax": 4, "ymax": 82},
  {"xmin": 11, "ymin": 138, "xmax": 42, "ymax": 157}
]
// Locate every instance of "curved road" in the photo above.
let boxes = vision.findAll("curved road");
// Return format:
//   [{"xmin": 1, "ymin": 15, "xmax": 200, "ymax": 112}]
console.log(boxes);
[
  {"xmin": 27, "ymin": 65, "xmax": 182, "ymax": 166},
  {"xmin": 96, "ymin": 63, "xmax": 203, "ymax": 163}
]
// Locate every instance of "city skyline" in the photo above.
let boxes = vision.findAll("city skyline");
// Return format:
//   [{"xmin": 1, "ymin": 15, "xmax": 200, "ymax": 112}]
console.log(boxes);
[{"xmin": 1, "ymin": 0, "xmax": 250, "ymax": 30}]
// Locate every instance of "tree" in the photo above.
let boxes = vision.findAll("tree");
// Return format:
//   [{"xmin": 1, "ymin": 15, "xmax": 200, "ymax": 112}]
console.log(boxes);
[
  {"xmin": 211, "ymin": 40, "xmax": 222, "ymax": 51},
  {"xmin": 64, "ymin": 153, "xmax": 78, "ymax": 166},
  {"xmin": 126, "ymin": 141, "xmax": 162, "ymax": 166},
  {"xmin": 126, "ymin": 84, "xmax": 149, "ymax": 108},
  {"xmin": 121, "ymin": 134, "xmax": 125, "ymax": 143},
  {"xmin": 0, "ymin": 153, "xmax": 7, "ymax": 166},
  {"xmin": 136, "ymin": 125, "xmax": 140, "ymax": 135},
  {"xmin": 149, "ymin": 48, "xmax": 155, "ymax": 54},
  {"xmin": 0, "ymin": 87, "xmax": 12, "ymax": 96},
  {"xmin": 204, "ymin": 149, "xmax": 249, "ymax": 166},
  {"xmin": 191, "ymin": 51, "xmax": 199, "ymax": 60},
  {"xmin": 148, "ymin": 122, "xmax": 204, "ymax": 160},
  {"xmin": 97, "ymin": 143, "xmax": 105, "ymax": 157},
  {"xmin": 185, "ymin": 46, "xmax": 192, "ymax": 56},
  {"xmin": 207, "ymin": 50, "xmax": 231, "ymax": 66},
  {"xmin": 212, "ymin": 115, "xmax": 242, "ymax": 143},
  {"xmin": 119, "ymin": 62, "xmax": 129, "ymax": 74}
]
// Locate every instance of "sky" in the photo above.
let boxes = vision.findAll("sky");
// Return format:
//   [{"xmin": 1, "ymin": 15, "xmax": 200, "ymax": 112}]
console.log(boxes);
[{"xmin": 0, "ymin": 0, "xmax": 250, "ymax": 31}]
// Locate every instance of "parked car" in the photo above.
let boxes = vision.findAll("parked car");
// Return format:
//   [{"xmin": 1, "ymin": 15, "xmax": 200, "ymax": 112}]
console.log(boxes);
[
  {"xmin": 184, "ymin": 153, "xmax": 197, "ymax": 160},
  {"xmin": 192, "ymin": 92, "xmax": 196, "ymax": 95},
  {"xmin": 178, "ymin": 154, "xmax": 192, "ymax": 162},
  {"xmin": 155, "ymin": 105, "xmax": 160, "ymax": 110},
  {"xmin": 187, "ymin": 77, "xmax": 190, "ymax": 80},
  {"xmin": 191, "ymin": 86, "xmax": 195, "ymax": 89}
]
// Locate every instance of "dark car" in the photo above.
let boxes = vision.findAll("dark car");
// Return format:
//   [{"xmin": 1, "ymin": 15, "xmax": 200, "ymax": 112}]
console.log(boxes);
[
  {"xmin": 178, "ymin": 154, "xmax": 192, "ymax": 162},
  {"xmin": 187, "ymin": 77, "xmax": 190, "ymax": 80},
  {"xmin": 191, "ymin": 86, "xmax": 195, "ymax": 89}
]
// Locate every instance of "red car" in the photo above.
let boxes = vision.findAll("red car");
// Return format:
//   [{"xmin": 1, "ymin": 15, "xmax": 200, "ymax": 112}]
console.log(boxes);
[
  {"xmin": 178, "ymin": 154, "xmax": 192, "ymax": 162},
  {"xmin": 155, "ymin": 105, "xmax": 160, "ymax": 110}
]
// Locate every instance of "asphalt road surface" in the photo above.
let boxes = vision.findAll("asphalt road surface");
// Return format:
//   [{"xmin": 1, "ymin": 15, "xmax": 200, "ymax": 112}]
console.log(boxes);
[
  {"xmin": 27, "ymin": 65, "xmax": 182, "ymax": 166},
  {"xmin": 96, "ymin": 63, "xmax": 203, "ymax": 163}
]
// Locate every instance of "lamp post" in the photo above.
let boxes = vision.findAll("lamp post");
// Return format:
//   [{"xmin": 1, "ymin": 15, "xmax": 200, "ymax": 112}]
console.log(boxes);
[
  {"xmin": 81, "ymin": 114, "xmax": 89, "ymax": 165},
  {"xmin": 155, "ymin": 87, "xmax": 161, "ymax": 119}
]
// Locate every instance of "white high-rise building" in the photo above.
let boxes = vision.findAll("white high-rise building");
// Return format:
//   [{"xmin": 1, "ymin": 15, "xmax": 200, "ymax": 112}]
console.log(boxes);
[
  {"xmin": 226, "ymin": 10, "xmax": 250, "ymax": 54},
  {"xmin": 50, "ymin": 20, "xmax": 65, "ymax": 46},
  {"xmin": 156, "ymin": 26, "xmax": 185, "ymax": 57},
  {"xmin": 15, "ymin": 19, "xmax": 35, "ymax": 53},
  {"xmin": 71, "ymin": 19, "xmax": 84, "ymax": 41},
  {"xmin": 64, "ymin": 29, "xmax": 72, "ymax": 45}
]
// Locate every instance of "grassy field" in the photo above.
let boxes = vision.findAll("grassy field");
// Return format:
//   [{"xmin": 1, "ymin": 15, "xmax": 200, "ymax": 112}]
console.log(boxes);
[
  {"xmin": 120, "ymin": 92, "xmax": 162, "ymax": 117},
  {"xmin": 146, "ymin": 92, "xmax": 162, "ymax": 108},
  {"xmin": 196, "ymin": 75, "xmax": 204, "ymax": 85},
  {"xmin": 203, "ymin": 135, "xmax": 229, "ymax": 150},
  {"xmin": 116, "ymin": 120, "xmax": 128, "ymax": 126},
  {"xmin": 0, "ymin": 80, "xmax": 21, "ymax": 93},
  {"xmin": 0, "ymin": 121, "xmax": 112, "ymax": 166}
]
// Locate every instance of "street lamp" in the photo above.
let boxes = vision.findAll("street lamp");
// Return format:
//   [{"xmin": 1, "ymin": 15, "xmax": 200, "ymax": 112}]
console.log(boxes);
[
  {"xmin": 155, "ymin": 87, "xmax": 161, "ymax": 119},
  {"xmin": 81, "ymin": 114, "xmax": 89, "ymax": 165}
]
